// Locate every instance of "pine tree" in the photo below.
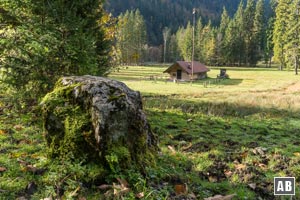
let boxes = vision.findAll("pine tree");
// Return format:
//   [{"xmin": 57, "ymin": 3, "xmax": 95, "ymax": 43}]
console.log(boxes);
[
  {"xmin": 284, "ymin": 0, "xmax": 300, "ymax": 74},
  {"xmin": 223, "ymin": 20, "xmax": 241, "ymax": 65},
  {"xmin": 195, "ymin": 18, "xmax": 204, "ymax": 62},
  {"xmin": 264, "ymin": 17, "xmax": 275, "ymax": 67},
  {"xmin": 244, "ymin": 0, "xmax": 256, "ymax": 66},
  {"xmin": 253, "ymin": 0, "xmax": 265, "ymax": 65},
  {"xmin": 220, "ymin": 7, "xmax": 230, "ymax": 35},
  {"xmin": 233, "ymin": 1, "xmax": 246, "ymax": 66},
  {"xmin": 0, "ymin": 0, "xmax": 112, "ymax": 99},
  {"xmin": 219, "ymin": 7, "xmax": 231, "ymax": 65},
  {"xmin": 168, "ymin": 34, "xmax": 181, "ymax": 62},
  {"xmin": 273, "ymin": 0, "xmax": 292, "ymax": 70}
]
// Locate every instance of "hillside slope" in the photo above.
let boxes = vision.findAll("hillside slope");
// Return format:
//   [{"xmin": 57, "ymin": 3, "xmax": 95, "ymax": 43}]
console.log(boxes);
[{"xmin": 105, "ymin": 0, "xmax": 271, "ymax": 45}]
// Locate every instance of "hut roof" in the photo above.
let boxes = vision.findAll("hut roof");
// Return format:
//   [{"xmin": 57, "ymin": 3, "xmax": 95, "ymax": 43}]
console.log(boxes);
[{"xmin": 164, "ymin": 61, "xmax": 209, "ymax": 74}]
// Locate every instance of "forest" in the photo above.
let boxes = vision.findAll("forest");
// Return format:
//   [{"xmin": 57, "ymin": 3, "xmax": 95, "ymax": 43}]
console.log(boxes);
[
  {"xmin": 110, "ymin": 0, "xmax": 299, "ymax": 74},
  {"xmin": 1, "ymin": 0, "xmax": 300, "ymax": 199}
]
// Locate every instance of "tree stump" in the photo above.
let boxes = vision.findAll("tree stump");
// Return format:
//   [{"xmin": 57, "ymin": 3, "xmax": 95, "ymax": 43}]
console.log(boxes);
[{"xmin": 41, "ymin": 76, "xmax": 157, "ymax": 171}]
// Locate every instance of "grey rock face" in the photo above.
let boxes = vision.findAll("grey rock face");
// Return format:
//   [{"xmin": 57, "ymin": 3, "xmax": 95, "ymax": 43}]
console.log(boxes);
[{"xmin": 42, "ymin": 76, "xmax": 157, "ymax": 169}]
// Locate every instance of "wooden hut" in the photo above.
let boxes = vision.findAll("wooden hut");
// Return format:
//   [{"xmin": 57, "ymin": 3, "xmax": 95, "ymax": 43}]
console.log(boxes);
[{"xmin": 164, "ymin": 61, "xmax": 209, "ymax": 81}]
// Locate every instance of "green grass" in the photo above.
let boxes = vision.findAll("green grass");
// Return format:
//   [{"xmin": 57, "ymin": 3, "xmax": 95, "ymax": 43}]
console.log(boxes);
[{"xmin": 1, "ymin": 65, "xmax": 300, "ymax": 199}]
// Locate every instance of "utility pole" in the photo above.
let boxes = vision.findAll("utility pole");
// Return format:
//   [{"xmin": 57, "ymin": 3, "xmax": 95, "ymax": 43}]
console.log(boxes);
[
  {"xmin": 191, "ymin": 8, "xmax": 196, "ymax": 81},
  {"xmin": 163, "ymin": 27, "xmax": 171, "ymax": 64}
]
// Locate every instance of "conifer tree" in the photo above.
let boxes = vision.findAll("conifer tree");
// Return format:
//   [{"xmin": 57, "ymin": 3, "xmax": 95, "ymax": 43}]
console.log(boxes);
[
  {"xmin": 244, "ymin": 0, "xmax": 256, "ymax": 66},
  {"xmin": 180, "ymin": 22, "xmax": 193, "ymax": 61},
  {"xmin": 233, "ymin": 1, "xmax": 246, "ymax": 66},
  {"xmin": 219, "ymin": 7, "xmax": 231, "ymax": 65},
  {"xmin": 253, "ymin": 0, "xmax": 265, "ymax": 65},
  {"xmin": 0, "ymin": 0, "xmax": 112, "ymax": 99},
  {"xmin": 273, "ymin": 0, "xmax": 292, "ymax": 70},
  {"xmin": 195, "ymin": 18, "xmax": 204, "ymax": 62},
  {"xmin": 284, "ymin": 0, "xmax": 300, "ymax": 74}
]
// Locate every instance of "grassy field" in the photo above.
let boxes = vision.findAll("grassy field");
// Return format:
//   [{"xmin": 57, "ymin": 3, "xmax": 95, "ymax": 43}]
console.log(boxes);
[
  {"xmin": 0, "ymin": 65, "xmax": 300, "ymax": 199},
  {"xmin": 110, "ymin": 65, "xmax": 300, "ymax": 199}
]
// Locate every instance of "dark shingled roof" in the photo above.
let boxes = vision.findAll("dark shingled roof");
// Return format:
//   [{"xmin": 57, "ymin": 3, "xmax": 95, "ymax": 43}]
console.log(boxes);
[{"xmin": 164, "ymin": 61, "xmax": 210, "ymax": 74}]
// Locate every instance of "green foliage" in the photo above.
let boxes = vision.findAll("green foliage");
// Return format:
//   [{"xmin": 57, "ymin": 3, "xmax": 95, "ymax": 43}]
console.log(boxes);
[
  {"xmin": 1, "ymin": 66, "xmax": 300, "ymax": 198},
  {"xmin": 272, "ymin": 0, "xmax": 300, "ymax": 74},
  {"xmin": 116, "ymin": 9, "xmax": 147, "ymax": 65},
  {"xmin": 0, "ymin": 0, "xmax": 112, "ymax": 102}
]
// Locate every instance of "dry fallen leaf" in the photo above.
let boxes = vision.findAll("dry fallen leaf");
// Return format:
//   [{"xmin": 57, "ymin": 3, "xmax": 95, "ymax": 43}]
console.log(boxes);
[
  {"xmin": 167, "ymin": 145, "xmax": 176, "ymax": 153},
  {"xmin": 258, "ymin": 163, "xmax": 267, "ymax": 170},
  {"xmin": 204, "ymin": 194, "xmax": 236, "ymax": 200},
  {"xmin": 116, "ymin": 178, "xmax": 129, "ymax": 188},
  {"xmin": 98, "ymin": 184, "xmax": 112, "ymax": 190},
  {"xmin": 294, "ymin": 152, "xmax": 300, "ymax": 157},
  {"xmin": 235, "ymin": 163, "xmax": 246, "ymax": 170},
  {"xmin": 0, "ymin": 129, "xmax": 6, "ymax": 135},
  {"xmin": 248, "ymin": 183, "xmax": 256, "ymax": 190},
  {"xmin": 240, "ymin": 151, "xmax": 248, "ymax": 159},
  {"xmin": 224, "ymin": 170, "xmax": 233, "ymax": 178},
  {"xmin": 0, "ymin": 166, "xmax": 7, "ymax": 172},
  {"xmin": 174, "ymin": 183, "xmax": 188, "ymax": 195},
  {"xmin": 14, "ymin": 124, "xmax": 24, "ymax": 131},
  {"xmin": 135, "ymin": 192, "xmax": 144, "ymax": 199},
  {"xmin": 18, "ymin": 159, "xmax": 45, "ymax": 175}
]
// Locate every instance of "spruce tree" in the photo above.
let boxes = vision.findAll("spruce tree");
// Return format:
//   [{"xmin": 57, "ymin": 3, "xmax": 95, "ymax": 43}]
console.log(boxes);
[
  {"xmin": 253, "ymin": 0, "xmax": 265, "ymax": 65},
  {"xmin": 284, "ymin": 0, "xmax": 300, "ymax": 74},
  {"xmin": 0, "ymin": 0, "xmax": 111, "ymax": 99},
  {"xmin": 244, "ymin": 0, "xmax": 256, "ymax": 66},
  {"xmin": 182, "ymin": 22, "xmax": 193, "ymax": 61},
  {"xmin": 195, "ymin": 18, "xmax": 204, "ymax": 62},
  {"xmin": 233, "ymin": 1, "xmax": 246, "ymax": 66},
  {"xmin": 273, "ymin": 0, "xmax": 292, "ymax": 70},
  {"xmin": 219, "ymin": 7, "xmax": 231, "ymax": 65}
]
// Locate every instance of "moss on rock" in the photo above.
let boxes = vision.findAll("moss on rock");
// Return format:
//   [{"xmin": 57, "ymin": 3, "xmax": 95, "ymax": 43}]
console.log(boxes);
[{"xmin": 41, "ymin": 76, "xmax": 157, "ymax": 173}]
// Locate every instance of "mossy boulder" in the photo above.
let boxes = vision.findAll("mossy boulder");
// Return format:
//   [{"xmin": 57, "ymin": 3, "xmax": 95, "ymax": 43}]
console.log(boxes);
[{"xmin": 41, "ymin": 76, "xmax": 157, "ymax": 171}]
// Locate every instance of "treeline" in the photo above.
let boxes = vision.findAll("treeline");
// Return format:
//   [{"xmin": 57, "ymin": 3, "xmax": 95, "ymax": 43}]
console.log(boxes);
[
  {"xmin": 106, "ymin": 0, "xmax": 246, "ymax": 45},
  {"xmin": 115, "ymin": 0, "xmax": 300, "ymax": 72},
  {"xmin": 115, "ymin": 0, "xmax": 271, "ymax": 67}
]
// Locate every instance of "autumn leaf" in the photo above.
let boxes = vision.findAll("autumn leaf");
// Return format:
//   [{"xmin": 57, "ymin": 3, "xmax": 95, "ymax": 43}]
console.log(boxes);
[
  {"xmin": 0, "ymin": 129, "xmax": 6, "ymax": 135},
  {"xmin": 135, "ymin": 192, "xmax": 144, "ymax": 199},
  {"xmin": 248, "ymin": 183, "xmax": 256, "ymax": 190},
  {"xmin": 204, "ymin": 194, "xmax": 236, "ymax": 200},
  {"xmin": 98, "ymin": 184, "xmax": 112, "ymax": 190},
  {"xmin": 235, "ymin": 163, "xmax": 246, "ymax": 170},
  {"xmin": 14, "ymin": 124, "xmax": 24, "ymax": 131},
  {"xmin": 116, "ymin": 178, "xmax": 129, "ymax": 188},
  {"xmin": 168, "ymin": 145, "xmax": 176, "ymax": 153},
  {"xmin": 0, "ymin": 166, "xmax": 7, "ymax": 172},
  {"xmin": 293, "ymin": 152, "xmax": 300, "ymax": 157},
  {"xmin": 174, "ymin": 183, "xmax": 188, "ymax": 195},
  {"xmin": 224, "ymin": 170, "xmax": 233, "ymax": 178}
]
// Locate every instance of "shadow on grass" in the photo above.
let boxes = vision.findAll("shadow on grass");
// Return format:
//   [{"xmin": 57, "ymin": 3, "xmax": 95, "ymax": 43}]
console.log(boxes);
[
  {"xmin": 143, "ymin": 95, "xmax": 300, "ymax": 119},
  {"xmin": 145, "ymin": 107, "xmax": 292, "ymax": 199}
]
